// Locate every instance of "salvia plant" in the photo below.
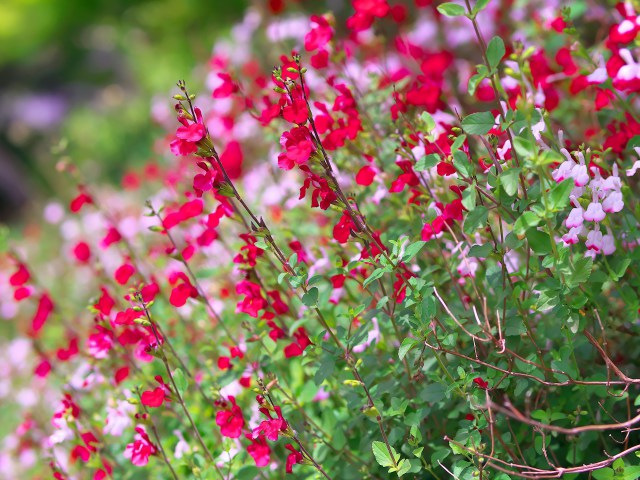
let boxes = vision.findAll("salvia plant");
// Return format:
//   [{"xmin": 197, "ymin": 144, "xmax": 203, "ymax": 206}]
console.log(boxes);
[{"xmin": 3, "ymin": 0, "xmax": 640, "ymax": 479}]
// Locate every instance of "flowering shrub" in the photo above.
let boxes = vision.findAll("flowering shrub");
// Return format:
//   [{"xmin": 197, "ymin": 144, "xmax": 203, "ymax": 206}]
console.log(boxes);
[{"xmin": 3, "ymin": 0, "xmax": 640, "ymax": 479}]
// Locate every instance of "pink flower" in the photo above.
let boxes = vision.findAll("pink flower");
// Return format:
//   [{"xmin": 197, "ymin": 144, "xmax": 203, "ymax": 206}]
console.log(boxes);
[
  {"xmin": 565, "ymin": 206, "xmax": 584, "ymax": 229},
  {"xmin": 571, "ymin": 164, "xmax": 590, "ymax": 187},
  {"xmin": 602, "ymin": 191, "xmax": 624, "ymax": 213},
  {"xmin": 602, "ymin": 232, "xmax": 616, "ymax": 255},
  {"xmin": 124, "ymin": 426, "xmax": 157, "ymax": 466},
  {"xmin": 104, "ymin": 399, "xmax": 135, "ymax": 437},
  {"xmin": 87, "ymin": 327, "xmax": 113, "ymax": 359},
  {"xmin": 585, "ymin": 229, "xmax": 603, "ymax": 252},
  {"xmin": 583, "ymin": 202, "xmax": 605, "ymax": 222}
]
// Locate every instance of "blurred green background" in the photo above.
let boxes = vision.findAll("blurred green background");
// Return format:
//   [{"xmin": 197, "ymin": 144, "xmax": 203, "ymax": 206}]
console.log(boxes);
[{"xmin": 0, "ymin": 0, "xmax": 248, "ymax": 222}]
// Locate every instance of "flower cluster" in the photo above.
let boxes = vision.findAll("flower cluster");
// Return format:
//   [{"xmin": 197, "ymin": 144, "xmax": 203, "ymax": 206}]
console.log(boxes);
[{"xmin": 2, "ymin": 1, "xmax": 640, "ymax": 479}]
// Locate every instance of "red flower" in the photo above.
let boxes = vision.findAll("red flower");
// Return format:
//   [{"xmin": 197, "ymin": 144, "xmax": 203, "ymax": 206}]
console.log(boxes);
[
  {"xmin": 34, "ymin": 358, "xmax": 51, "ymax": 378},
  {"xmin": 70, "ymin": 190, "xmax": 93, "ymax": 213},
  {"xmin": 14, "ymin": 286, "xmax": 31, "ymax": 301},
  {"xmin": 101, "ymin": 227, "xmax": 122, "ymax": 248},
  {"xmin": 220, "ymin": 141, "xmax": 244, "ymax": 180},
  {"xmin": 212, "ymin": 72, "xmax": 239, "ymax": 99},
  {"xmin": 31, "ymin": 293, "xmax": 54, "ymax": 334},
  {"xmin": 216, "ymin": 396, "xmax": 245, "ymax": 438},
  {"xmin": 436, "ymin": 162, "xmax": 456, "ymax": 176},
  {"xmin": 114, "ymin": 366, "xmax": 129, "ymax": 384},
  {"xmin": 246, "ymin": 433, "xmax": 271, "ymax": 467},
  {"xmin": 57, "ymin": 338, "xmax": 79, "ymax": 361},
  {"xmin": 473, "ymin": 377, "xmax": 489, "ymax": 389},
  {"xmin": 124, "ymin": 426, "xmax": 157, "ymax": 466},
  {"xmin": 218, "ymin": 356, "xmax": 231, "ymax": 370},
  {"xmin": 285, "ymin": 443, "xmax": 304, "ymax": 473},
  {"xmin": 282, "ymin": 97, "xmax": 309, "ymax": 125},
  {"xmin": 94, "ymin": 287, "xmax": 115, "ymax": 316},
  {"xmin": 141, "ymin": 376, "xmax": 172, "ymax": 408},
  {"xmin": 284, "ymin": 327, "xmax": 312, "ymax": 358},
  {"xmin": 114, "ymin": 308, "xmax": 144, "ymax": 326},
  {"xmin": 9, "ymin": 264, "xmax": 30, "ymax": 286},
  {"xmin": 333, "ymin": 213, "xmax": 356, "ymax": 243},
  {"xmin": 252, "ymin": 405, "xmax": 288, "ymax": 441},
  {"xmin": 278, "ymin": 127, "xmax": 316, "ymax": 170},
  {"xmin": 70, "ymin": 445, "xmax": 91, "ymax": 463},
  {"xmin": 114, "ymin": 263, "xmax": 135, "ymax": 285},
  {"xmin": 236, "ymin": 280, "xmax": 268, "ymax": 318},
  {"xmin": 73, "ymin": 241, "xmax": 91, "ymax": 263},
  {"xmin": 169, "ymin": 279, "xmax": 199, "ymax": 307},
  {"xmin": 355, "ymin": 165, "xmax": 376, "ymax": 186},
  {"xmin": 163, "ymin": 199, "xmax": 204, "ymax": 229},
  {"xmin": 171, "ymin": 107, "xmax": 206, "ymax": 156},
  {"xmin": 176, "ymin": 122, "xmax": 206, "ymax": 142},
  {"xmin": 305, "ymin": 15, "xmax": 333, "ymax": 52}
]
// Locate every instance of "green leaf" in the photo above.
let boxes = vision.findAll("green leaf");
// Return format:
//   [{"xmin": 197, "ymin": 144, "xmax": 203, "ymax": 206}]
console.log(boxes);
[
  {"xmin": 314, "ymin": 354, "xmax": 336, "ymax": 385},
  {"xmin": 399, "ymin": 337, "xmax": 420, "ymax": 361},
  {"xmin": 533, "ymin": 149, "xmax": 563, "ymax": 167},
  {"xmin": 461, "ymin": 111, "xmax": 495, "ymax": 135},
  {"xmin": 419, "ymin": 112, "xmax": 436, "ymax": 132},
  {"xmin": 513, "ymin": 211, "xmax": 540, "ymax": 235},
  {"xmin": 301, "ymin": 287, "xmax": 319, "ymax": 307},
  {"xmin": 592, "ymin": 468, "xmax": 615, "ymax": 480},
  {"xmin": 372, "ymin": 441, "xmax": 397, "ymax": 468},
  {"xmin": 622, "ymin": 466, "xmax": 640, "ymax": 479},
  {"xmin": 402, "ymin": 241, "xmax": 426, "ymax": 262},
  {"xmin": 548, "ymin": 178, "xmax": 574, "ymax": 211},
  {"xmin": 415, "ymin": 153, "xmax": 439, "ymax": 171},
  {"xmin": 461, "ymin": 187, "xmax": 477, "ymax": 210},
  {"xmin": 463, "ymin": 206, "xmax": 489, "ymax": 234},
  {"xmin": 500, "ymin": 168, "xmax": 521, "ymax": 196},
  {"xmin": 567, "ymin": 256, "xmax": 593, "ymax": 289},
  {"xmin": 364, "ymin": 268, "xmax": 387, "ymax": 288},
  {"xmin": 436, "ymin": 2, "xmax": 466, "ymax": 16},
  {"xmin": 468, "ymin": 243, "xmax": 493, "ymax": 258},
  {"xmin": 451, "ymin": 134, "xmax": 467, "ymax": 152},
  {"xmin": 397, "ymin": 459, "xmax": 412, "ymax": 477},
  {"xmin": 513, "ymin": 136, "xmax": 536, "ymax": 158},
  {"xmin": 254, "ymin": 240, "xmax": 269, "ymax": 250},
  {"xmin": 421, "ymin": 295, "xmax": 436, "ymax": 321},
  {"xmin": 453, "ymin": 150, "xmax": 473, "ymax": 177},
  {"xmin": 525, "ymin": 228, "xmax": 552, "ymax": 255},
  {"xmin": 468, "ymin": 72, "xmax": 486, "ymax": 96},
  {"xmin": 472, "ymin": 0, "xmax": 491, "ymax": 14},
  {"xmin": 486, "ymin": 36, "xmax": 505, "ymax": 70},
  {"xmin": 173, "ymin": 368, "xmax": 188, "ymax": 397}
]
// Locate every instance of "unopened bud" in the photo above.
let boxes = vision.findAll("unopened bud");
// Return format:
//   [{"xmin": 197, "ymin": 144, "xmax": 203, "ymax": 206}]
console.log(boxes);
[{"xmin": 343, "ymin": 379, "xmax": 364, "ymax": 387}]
